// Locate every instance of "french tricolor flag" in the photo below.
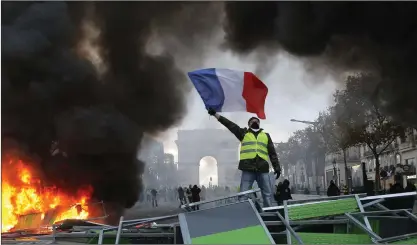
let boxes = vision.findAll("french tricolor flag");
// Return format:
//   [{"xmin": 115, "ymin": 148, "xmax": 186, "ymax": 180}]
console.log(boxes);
[{"xmin": 188, "ymin": 68, "xmax": 268, "ymax": 119}]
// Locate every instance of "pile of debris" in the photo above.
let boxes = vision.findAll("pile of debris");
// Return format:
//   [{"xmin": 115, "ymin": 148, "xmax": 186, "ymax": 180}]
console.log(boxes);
[
  {"xmin": 2, "ymin": 190, "xmax": 416, "ymax": 244},
  {"xmin": 179, "ymin": 191, "xmax": 417, "ymax": 244}
]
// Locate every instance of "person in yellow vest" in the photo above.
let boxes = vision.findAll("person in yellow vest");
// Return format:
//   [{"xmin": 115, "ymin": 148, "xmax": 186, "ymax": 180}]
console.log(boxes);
[
  {"xmin": 341, "ymin": 185, "xmax": 348, "ymax": 195},
  {"xmin": 208, "ymin": 108, "xmax": 281, "ymax": 207}
]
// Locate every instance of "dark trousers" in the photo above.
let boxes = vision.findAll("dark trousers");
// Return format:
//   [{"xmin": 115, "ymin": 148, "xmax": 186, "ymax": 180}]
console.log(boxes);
[
  {"xmin": 192, "ymin": 198, "xmax": 200, "ymax": 211},
  {"xmin": 179, "ymin": 196, "xmax": 186, "ymax": 206},
  {"xmin": 152, "ymin": 197, "xmax": 158, "ymax": 207}
]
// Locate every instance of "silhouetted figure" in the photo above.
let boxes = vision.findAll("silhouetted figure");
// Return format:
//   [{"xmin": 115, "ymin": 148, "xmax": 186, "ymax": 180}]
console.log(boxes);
[
  {"xmin": 146, "ymin": 189, "xmax": 151, "ymax": 202},
  {"xmin": 274, "ymin": 182, "xmax": 283, "ymax": 204},
  {"xmin": 389, "ymin": 182, "xmax": 405, "ymax": 194},
  {"xmin": 277, "ymin": 179, "xmax": 292, "ymax": 203},
  {"xmin": 186, "ymin": 185, "xmax": 193, "ymax": 203},
  {"xmin": 316, "ymin": 185, "xmax": 321, "ymax": 195},
  {"xmin": 387, "ymin": 181, "xmax": 406, "ymax": 210},
  {"xmin": 151, "ymin": 189, "xmax": 158, "ymax": 207},
  {"xmin": 341, "ymin": 185, "xmax": 348, "ymax": 195},
  {"xmin": 160, "ymin": 188, "xmax": 167, "ymax": 202},
  {"xmin": 327, "ymin": 180, "xmax": 341, "ymax": 196},
  {"xmin": 178, "ymin": 187, "xmax": 186, "ymax": 206},
  {"xmin": 405, "ymin": 181, "xmax": 417, "ymax": 209},
  {"xmin": 405, "ymin": 181, "xmax": 416, "ymax": 192},
  {"xmin": 191, "ymin": 185, "xmax": 201, "ymax": 210}
]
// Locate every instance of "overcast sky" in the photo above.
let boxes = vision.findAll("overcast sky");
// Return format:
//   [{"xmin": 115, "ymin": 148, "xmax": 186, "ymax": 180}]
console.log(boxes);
[{"xmin": 158, "ymin": 49, "xmax": 338, "ymax": 161}]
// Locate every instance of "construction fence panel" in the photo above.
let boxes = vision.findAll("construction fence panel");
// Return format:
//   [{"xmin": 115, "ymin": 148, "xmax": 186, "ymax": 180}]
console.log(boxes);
[{"xmin": 179, "ymin": 200, "xmax": 274, "ymax": 244}]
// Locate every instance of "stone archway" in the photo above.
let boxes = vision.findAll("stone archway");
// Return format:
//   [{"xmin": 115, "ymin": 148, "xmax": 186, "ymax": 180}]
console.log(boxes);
[
  {"xmin": 175, "ymin": 129, "xmax": 240, "ymax": 187},
  {"xmin": 199, "ymin": 156, "xmax": 218, "ymax": 186}
]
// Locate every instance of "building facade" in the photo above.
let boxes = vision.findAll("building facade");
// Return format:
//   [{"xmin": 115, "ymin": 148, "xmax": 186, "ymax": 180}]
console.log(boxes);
[
  {"xmin": 360, "ymin": 128, "xmax": 417, "ymax": 188},
  {"xmin": 322, "ymin": 129, "xmax": 417, "ymax": 190},
  {"xmin": 286, "ymin": 160, "xmax": 309, "ymax": 190},
  {"xmin": 137, "ymin": 135, "xmax": 166, "ymax": 187},
  {"xmin": 324, "ymin": 146, "xmax": 362, "ymax": 188},
  {"xmin": 175, "ymin": 129, "xmax": 240, "ymax": 187}
]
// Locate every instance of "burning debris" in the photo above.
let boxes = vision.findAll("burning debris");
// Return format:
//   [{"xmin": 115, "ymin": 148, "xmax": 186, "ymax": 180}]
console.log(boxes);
[
  {"xmin": 1, "ymin": 1, "xmax": 223, "ymax": 226},
  {"xmin": 1, "ymin": 155, "xmax": 91, "ymax": 232}
]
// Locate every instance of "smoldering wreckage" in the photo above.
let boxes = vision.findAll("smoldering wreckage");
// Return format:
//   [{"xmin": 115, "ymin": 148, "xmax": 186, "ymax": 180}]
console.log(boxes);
[{"xmin": 2, "ymin": 1, "xmax": 417, "ymax": 244}]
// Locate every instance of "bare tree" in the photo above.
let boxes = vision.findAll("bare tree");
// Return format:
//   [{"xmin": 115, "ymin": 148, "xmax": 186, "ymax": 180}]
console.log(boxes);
[{"xmin": 333, "ymin": 73, "xmax": 404, "ymax": 191}]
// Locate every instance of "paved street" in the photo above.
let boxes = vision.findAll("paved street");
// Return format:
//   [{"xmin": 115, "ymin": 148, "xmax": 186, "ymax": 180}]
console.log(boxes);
[
  {"xmin": 124, "ymin": 202, "xmax": 181, "ymax": 224},
  {"xmin": 124, "ymin": 193, "xmax": 325, "ymax": 221}
]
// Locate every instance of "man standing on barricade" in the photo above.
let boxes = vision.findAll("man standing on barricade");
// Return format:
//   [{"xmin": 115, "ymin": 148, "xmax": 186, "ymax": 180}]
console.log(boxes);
[{"xmin": 208, "ymin": 108, "xmax": 281, "ymax": 208}]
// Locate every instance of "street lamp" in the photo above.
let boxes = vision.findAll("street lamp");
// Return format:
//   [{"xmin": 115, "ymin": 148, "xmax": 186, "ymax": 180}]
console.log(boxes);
[
  {"xmin": 290, "ymin": 118, "xmax": 321, "ymax": 189},
  {"xmin": 332, "ymin": 158, "xmax": 337, "ymax": 183},
  {"xmin": 301, "ymin": 165, "xmax": 305, "ymax": 188},
  {"xmin": 338, "ymin": 168, "xmax": 341, "ymax": 187},
  {"xmin": 290, "ymin": 119, "xmax": 318, "ymax": 125}
]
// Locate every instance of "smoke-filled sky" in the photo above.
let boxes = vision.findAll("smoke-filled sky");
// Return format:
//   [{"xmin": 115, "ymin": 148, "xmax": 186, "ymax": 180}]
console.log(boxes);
[
  {"xmin": 1, "ymin": 1, "xmax": 224, "ymax": 220},
  {"xmin": 160, "ymin": 1, "xmax": 417, "ymax": 162},
  {"xmin": 3, "ymin": 1, "xmax": 417, "ymax": 216}
]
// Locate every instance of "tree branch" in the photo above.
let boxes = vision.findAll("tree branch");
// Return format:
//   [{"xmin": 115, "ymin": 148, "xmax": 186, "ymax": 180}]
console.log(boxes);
[{"xmin": 377, "ymin": 137, "xmax": 396, "ymax": 155}]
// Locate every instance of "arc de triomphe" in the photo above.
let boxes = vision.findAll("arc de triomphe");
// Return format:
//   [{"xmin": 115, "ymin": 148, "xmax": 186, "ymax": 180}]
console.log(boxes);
[{"xmin": 175, "ymin": 129, "xmax": 241, "ymax": 187}]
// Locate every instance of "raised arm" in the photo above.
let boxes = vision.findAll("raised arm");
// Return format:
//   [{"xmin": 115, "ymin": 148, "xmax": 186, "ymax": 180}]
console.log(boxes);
[{"xmin": 208, "ymin": 108, "xmax": 246, "ymax": 141}]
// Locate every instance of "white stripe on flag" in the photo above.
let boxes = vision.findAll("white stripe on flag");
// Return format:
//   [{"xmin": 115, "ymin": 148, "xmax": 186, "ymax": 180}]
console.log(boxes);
[{"xmin": 215, "ymin": 69, "xmax": 246, "ymax": 112}]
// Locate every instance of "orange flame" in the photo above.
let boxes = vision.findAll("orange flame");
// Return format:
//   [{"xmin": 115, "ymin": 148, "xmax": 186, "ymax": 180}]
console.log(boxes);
[{"xmin": 1, "ymin": 156, "xmax": 92, "ymax": 232}]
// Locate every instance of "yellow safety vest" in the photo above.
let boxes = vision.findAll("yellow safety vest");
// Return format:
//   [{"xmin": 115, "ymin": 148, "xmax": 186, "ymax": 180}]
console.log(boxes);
[{"xmin": 240, "ymin": 131, "xmax": 269, "ymax": 161}]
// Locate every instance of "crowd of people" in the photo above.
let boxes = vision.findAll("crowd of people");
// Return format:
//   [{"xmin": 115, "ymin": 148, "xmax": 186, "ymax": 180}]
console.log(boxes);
[
  {"xmin": 177, "ymin": 185, "xmax": 201, "ymax": 210},
  {"xmin": 140, "ymin": 185, "xmax": 237, "ymax": 208},
  {"xmin": 326, "ymin": 179, "xmax": 416, "ymax": 197},
  {"xmin": 139, "ymin": 187, "xmax": 178, "ymax": 207},
  {"xmin": 140, "ymin": 178, "xmax": 296, "ymax": 210},
  {"xmin": 140, "ymin": 176, "xmax": 415, "ymax": 210}
]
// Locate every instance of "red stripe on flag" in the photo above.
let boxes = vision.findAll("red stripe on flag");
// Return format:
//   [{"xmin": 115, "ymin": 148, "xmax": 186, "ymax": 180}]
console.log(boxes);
[{"xmin": 242, "ymin": 72, "xmax": 268, "ymax": 119}]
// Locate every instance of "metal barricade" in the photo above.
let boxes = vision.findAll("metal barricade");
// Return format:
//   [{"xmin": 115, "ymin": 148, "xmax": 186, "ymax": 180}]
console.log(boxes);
[{"xmin": 181, "ymin": 188, "xmax": 261, "ymax": 211}]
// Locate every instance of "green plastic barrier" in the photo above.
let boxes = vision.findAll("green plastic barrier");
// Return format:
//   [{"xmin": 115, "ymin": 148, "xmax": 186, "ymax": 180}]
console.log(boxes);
[
  {"xmin": 179, "ymin": 200, "xmax": 274, "ymax": 244},
  {"xmin": 192, "ymin": 225, "xmax": 271, "ymax": 244},
  {"xmin": 333, "ymin": 224, "xmax": 347, "ymax": 233},
  {"xmin": 333, "ymin": 219, "xmax": 380, "ymax": 235},
  {"xmin": 288, "ymin": 198, "xmax": 359, "ymax": 220},
  {"xmin": 292, "ymin": 232, "xmax": 372, "ymax": 244},
  {"xmin": 88, "ymin": 230, "xmax": 131, "ymax": 244},
  {"xmin": 349, "ymin": 219, "xmax": 380, "ymax": 235},
  {"xmin": 390, "ymin": 237, "xmax": 417, "ymax": 244}
]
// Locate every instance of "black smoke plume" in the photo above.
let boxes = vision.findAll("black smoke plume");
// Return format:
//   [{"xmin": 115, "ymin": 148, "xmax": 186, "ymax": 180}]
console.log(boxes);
[
  {"xmin": 2, "ymin": 1, "xmax": 219, "ymax": 221},
  {"xmin": 223, "ymin": 2, "xmax": 417, "ymax": 127}
]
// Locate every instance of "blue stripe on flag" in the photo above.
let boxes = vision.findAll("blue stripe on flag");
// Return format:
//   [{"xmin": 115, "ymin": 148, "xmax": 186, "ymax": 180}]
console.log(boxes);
[{"xmin": 187, "ymin": 68, "xmax": 225, "ymax": 111}]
